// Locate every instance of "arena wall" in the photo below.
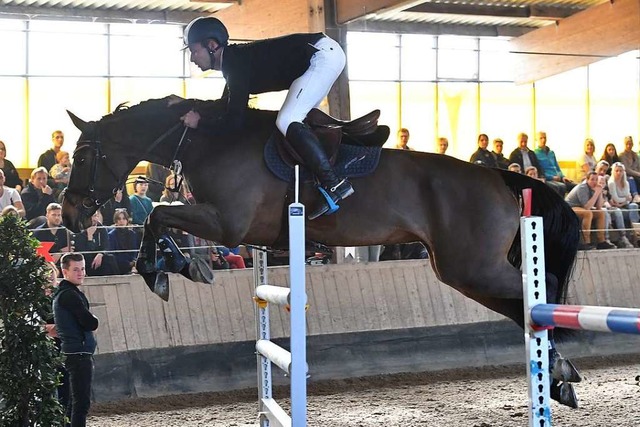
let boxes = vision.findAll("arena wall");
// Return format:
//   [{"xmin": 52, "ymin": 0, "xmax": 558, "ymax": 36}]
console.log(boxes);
[{"xmin": 86, "ymin": 250, "xmax": 640, "ymax": 402}]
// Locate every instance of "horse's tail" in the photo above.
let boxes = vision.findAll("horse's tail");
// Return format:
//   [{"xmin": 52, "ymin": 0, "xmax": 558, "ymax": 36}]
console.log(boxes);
[{"xmin": 497, "ymin": 170, "xmax": 580, "ymax": 304}]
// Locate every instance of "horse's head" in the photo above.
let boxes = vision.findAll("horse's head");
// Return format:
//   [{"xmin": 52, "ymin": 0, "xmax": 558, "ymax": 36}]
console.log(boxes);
[
  {"xmin": 62, "ymin": 96, "xmax": 205, "ymax": 231},
  {"xmin": 62, "ymin": 111, "xmax": 133, "ymax": 232}
]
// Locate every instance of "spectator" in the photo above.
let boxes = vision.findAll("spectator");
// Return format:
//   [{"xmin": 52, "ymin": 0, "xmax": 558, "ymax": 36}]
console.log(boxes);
[
  {"xmin": 1, "ymin": 205, "xmax": 20, "ymax": 217},
  {"xmin": 160, "ymin": 174, "xmax": 194, "ymax": 205},
  {"xmin": 0, "ymin": 140, "xmax": 23, "ymax": 191},
  {"xmin": 600, "ymin": 143, "xmax": 620, "ymax": 175},
  {"xmin": 108, "ymin": 209, "xmax": 139, "ymax": 275},
  {"xmin": 491, "ymin": 138, "xmax": 510, "ymax": 169},
  {"xmin": 595, "ymin": 160, "xmax": 630, "ymax": 247},
  {"xmin": 534, "ymin": 131, "xmax": 574, "ymax": 196},
  {"xmin": 508, "ymin": 163, "xmax": 522, "ymax": 173},
  {"xmin": 470, "ymin": 134, "xmax": 497, "ymax": 167},
  {"xmin": 42, "ymin": 262, "xmax": 70, "ymax": 421},
  {"xmin": 508, "ymin": 132, "xmax": 543, "ymax": 178},
  {"xmin": 21, "ymin": 167, "xmax": 56, "ymax": 222},
  {"xmin": 0, "ymin": 169, "xmax": 26, "ymax": 217},
  {"xmin": 145, "ymin": 163, "xmax": 171, "ymax": 202},
  {"xmin": 608, "ymin": 162, "xmax": 639, "ymax": 245},
  {"xmin": 38, "ymin": 130, "xmax": 65, "ymax": 173},
  {"xmin": 393, "ymin": 128, "xmax": 413, "ymax": 150},
  {"xmin": 579, "ymin": 138, "xmax": 597, "ymax": 180},
  {"xmin": 619, "ymin": 136, "xmax": 640, "ymax": 202},
  {"xmin": 32, "ymin": 202, "xmax": 73, "ymax": 262},
  {"xmin": 100, "ymin": 187, "xmax": 132, "ymax": 227},
  {"xmin": 52, "ymin": 252, "xmax": 98, "ymax": 427},
  {"xmin": 49, "ymin": 150, "xmax": 71, "ymax": 199},
  {"xmin": 436, "ymin": 137, "xmax": 448, "ymax": 155},
  {"xmin": 73, "ymin": 210, "xmax": 118, "ymax": 276},
  {"xmin": 219, "ymin": 246, "xmax": 246, "ymax": 269},
  {"xmin": 192, "ymin": 236, "xmax": 230, "ymax": 270},
  {"xmin": 525, "ymin": 166, "xmax": 544, "ymax": 181},
  {"xmin": 129, "ymin": 176, "xmax": 153, "ymax": 225},
  {"xmin": 565, "ymin": 171, "xmax": 616, "ymax": 250}
]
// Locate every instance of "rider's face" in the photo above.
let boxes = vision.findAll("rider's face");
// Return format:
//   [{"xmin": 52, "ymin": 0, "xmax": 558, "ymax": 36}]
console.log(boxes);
[{"xmin": 189, "ymin": 43, "xmax": 214, "ymax": 71}]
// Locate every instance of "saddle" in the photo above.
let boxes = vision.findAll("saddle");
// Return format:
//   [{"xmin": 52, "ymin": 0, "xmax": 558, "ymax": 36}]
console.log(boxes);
[{"xmin": 275, "ymin": 108, "xmax": 390, "ymax": 167}]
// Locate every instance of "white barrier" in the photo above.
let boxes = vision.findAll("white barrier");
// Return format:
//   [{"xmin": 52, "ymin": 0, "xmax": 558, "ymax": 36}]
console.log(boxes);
[
  {"xmin": 254, "ymin": 166, "xmax": 307, "ymax": 427},
  {"xmin": 521, "ymin": 205, "xmax": 640, "ymax": 427}
]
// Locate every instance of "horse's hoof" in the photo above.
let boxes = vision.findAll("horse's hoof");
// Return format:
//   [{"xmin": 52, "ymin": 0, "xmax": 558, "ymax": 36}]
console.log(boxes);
[
  {"xmin": 154, "ymin": 272, "xmax": 170, "ymax": 301},
  {"xmin": 183, "ymin": 258, "xmax": 215, "ymax": 284},
  {"xmin": 136, "ymin": 257, "xmax": 157, "ymax": 275},
  {"xmin": 550, "ymin": 381, "xmax": 579, "ymax": 409},
  {"xmin": 140, "ymin": 272, "xmax": 157, "ymax": 293},
  {"xmin": 552, "ymin": 358, "xmax": 582, "ymax": 383}
]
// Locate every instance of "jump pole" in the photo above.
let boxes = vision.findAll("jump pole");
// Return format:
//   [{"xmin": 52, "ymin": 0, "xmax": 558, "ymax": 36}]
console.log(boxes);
[
  {"xmin": 521, "ymin": 188, "xmax": 640, "ymax": 426},
  {"xmin": 254, "ymin": 165, "xmax": 307, "ymax": 427}
]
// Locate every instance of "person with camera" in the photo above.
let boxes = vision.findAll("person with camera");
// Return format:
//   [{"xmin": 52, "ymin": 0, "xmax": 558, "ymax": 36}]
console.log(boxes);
[{"xmin": 565, "ymin": 171, "xmax": 616, "ymax": 250}]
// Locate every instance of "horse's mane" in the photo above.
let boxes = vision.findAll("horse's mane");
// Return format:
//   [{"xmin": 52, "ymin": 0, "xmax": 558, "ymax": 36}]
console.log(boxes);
[{"xmin": 101, "ymin": 96, "xmax": 275, "ymax": 128}]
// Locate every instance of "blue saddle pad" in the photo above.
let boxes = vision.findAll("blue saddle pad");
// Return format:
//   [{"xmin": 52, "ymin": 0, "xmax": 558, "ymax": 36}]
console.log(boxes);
[{"xmin": 264, "ymin": 135, "xmax": 382, "ymax": 183}]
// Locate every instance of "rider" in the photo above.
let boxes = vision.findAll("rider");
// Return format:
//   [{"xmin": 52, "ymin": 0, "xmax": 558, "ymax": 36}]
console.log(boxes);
[{"xmin": 181, "ymin": 17, "xmax": 353, "ymax": 219}]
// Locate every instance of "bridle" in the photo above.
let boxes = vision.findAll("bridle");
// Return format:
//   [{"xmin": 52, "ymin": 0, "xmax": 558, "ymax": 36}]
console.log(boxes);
[{"xmin": 67, "ymin": 120, "xmax": 187, "ymax": 220}]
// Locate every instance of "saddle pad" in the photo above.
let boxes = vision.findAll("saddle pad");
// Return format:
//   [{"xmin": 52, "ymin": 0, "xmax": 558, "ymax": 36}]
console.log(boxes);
[{"xmin": 264, "ymin": 136, "xmax": 382, "ymax": 183}]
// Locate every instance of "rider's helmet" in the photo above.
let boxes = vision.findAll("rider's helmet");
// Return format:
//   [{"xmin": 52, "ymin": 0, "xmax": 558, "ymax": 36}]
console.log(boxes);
[{"xmin": 184, "ymin": 17, "xmax": 229, "ymax": 47}]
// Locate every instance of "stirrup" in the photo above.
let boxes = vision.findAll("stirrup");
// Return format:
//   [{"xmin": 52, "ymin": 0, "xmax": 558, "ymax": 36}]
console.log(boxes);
[{"xmin": 307, "ymin": 187, "xmax": 340, "ymax": 220}]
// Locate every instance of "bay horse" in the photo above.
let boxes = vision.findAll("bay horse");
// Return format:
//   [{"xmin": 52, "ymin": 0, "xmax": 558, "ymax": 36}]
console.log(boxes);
[{"xmin": 61, "ymin": 95, "xmax": 581, "ymax": 407}]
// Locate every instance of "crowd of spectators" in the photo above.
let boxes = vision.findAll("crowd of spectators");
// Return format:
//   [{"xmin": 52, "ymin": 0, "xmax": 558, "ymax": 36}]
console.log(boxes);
[{"xmin": 465, "ymin": 131, "xmax": 640, "ymax": 250}]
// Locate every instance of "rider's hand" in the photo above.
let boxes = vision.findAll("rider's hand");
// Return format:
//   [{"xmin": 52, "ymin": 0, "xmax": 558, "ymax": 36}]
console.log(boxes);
[{"xmin": 181, "ymin": 110, "xmax": 201, "ymax": 129}]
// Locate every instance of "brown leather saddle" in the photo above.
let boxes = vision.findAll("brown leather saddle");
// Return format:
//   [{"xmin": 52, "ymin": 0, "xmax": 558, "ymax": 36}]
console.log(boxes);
[{"xmin": 275, "ymin": 108, "xmax": 390, "ymax": 167}]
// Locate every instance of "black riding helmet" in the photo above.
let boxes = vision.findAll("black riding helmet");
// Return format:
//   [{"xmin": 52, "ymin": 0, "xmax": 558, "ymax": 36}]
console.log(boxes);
[{"xmin": 184, "ymin": 17, "xmax": 229, "ymax": 47}]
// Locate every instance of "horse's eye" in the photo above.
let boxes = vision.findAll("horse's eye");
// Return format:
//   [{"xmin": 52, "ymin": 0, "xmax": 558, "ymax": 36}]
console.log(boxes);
[{"xmin": 79, "ymin": 158, "xmax": 86, "ymax": 164}]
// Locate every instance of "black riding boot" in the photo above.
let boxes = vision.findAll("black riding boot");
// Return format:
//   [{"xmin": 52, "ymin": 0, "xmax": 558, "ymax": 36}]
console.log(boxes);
[{"xmin": 286, "ymin": 122, "xmax": 354, "ymax": 219}]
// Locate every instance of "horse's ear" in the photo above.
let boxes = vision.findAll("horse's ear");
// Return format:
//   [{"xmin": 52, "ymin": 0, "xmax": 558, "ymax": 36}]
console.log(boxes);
[{"xmin": 67, "ymin": 110, "xmax": 89, "ymax": 132}]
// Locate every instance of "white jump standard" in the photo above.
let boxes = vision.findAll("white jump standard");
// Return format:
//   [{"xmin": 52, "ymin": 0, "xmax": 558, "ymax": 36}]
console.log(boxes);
[{"xmin": 254, "ymin": 165, "xmax": 308, "ymax": 427}]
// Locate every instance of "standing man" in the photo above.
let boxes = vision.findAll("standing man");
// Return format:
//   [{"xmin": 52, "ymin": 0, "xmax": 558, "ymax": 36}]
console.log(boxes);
[
  {"xmin": 534, "ymin": 131, "xmax": 574, "ymax": 196},
  {"xmin": 53, "ymin": 253, "xmax": 98, "ymax": 427},
  {"xmin": 394, "ymin": 128, "xmax": 413, "ymax": 150},
  {"xmin": 38, "ymin": 130, "xmax": 65, "ymax": 173},
  {"xmin": 436, "ymin": 137, "xmax": 449, "ymax": 155},
  {"xmin": 0, "ymin": 169, "xmax": 26, "ymax": 217}
]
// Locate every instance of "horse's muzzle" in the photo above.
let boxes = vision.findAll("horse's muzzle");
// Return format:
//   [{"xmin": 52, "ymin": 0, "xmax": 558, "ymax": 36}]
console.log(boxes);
[{"xmin": 61, "ymin": 194, "xmax": 92, "ymax": 233}]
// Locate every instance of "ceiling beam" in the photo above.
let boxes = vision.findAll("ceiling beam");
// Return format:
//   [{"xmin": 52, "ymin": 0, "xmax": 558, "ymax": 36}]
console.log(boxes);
[
  {"xmin": 0, "ymin": 5, "xmax": 209, "ymax": 24},
  {"xmin": 336, "ymin": 0, "xmax": 424, "ymax": 24},
  {"xmin": 213, "ymin": 0, "xmax": 325, "ymax": 40},
  {"xmin": 405, "ymin": 3, "xmax": 583, "ymax": 20},
  {"xmin": 344, "ymin": 19, "xmax": 532, "ymax": 38},
  {"xmin": 511, "ymin": 0, "xmax": 640, "ymax": 84}
]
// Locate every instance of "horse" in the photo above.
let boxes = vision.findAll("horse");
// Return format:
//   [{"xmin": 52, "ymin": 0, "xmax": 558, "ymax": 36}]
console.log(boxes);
[{"xmin": 61, "ymin": 95, "xmax": 581, "ymax": 407}]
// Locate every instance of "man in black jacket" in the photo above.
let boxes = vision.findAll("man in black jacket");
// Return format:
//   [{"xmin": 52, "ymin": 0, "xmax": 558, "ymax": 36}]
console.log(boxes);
[
  {"xmin": 53, "ymin": 253, "xmax": 98, "ymax": 427},
  {"xmin": 508, "ymin": 132, "xmax": 544, "ymax": 178},
  {"xmin": 21, "ymin": 166, "xmax": 55, "ymax": 222},
  {"xmin": 181, "ymin": 17, "xmax": 352, "ymax": 220}
]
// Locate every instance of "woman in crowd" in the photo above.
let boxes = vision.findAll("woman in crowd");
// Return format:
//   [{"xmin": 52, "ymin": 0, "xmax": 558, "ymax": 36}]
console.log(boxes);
[
  {"xmin": 73, "ymin": 210, "xmax": 118, "ymax": 276},
  {"xmin": 579, "ymin": 138, "xmax": 597, "ymax": 180},
  {"xmin": 0, "ymin": 140, "xmax": 23, "ymax": 191},
  {"xmin": 609, "ymin": 162, "xmax": 639, "ymax": 246},
  {"xmin": 600, "ymin": 143, "xmax": 620, "ymax": 175},
  {"xmin": 108, "ymin": 209, "xmax": 139, "ymax": 275}
]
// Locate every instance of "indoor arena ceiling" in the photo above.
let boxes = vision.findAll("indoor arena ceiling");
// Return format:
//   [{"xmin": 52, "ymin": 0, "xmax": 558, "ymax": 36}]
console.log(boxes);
[{"xmin": 0, "ymin": 0, "xmax": 607, "ymax": 36}]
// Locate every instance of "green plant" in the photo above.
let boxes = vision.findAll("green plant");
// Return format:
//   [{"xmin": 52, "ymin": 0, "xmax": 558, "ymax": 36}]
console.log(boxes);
[{"xmin": 0, "ymin": 215, "xmax": 63, "ymax": 426}]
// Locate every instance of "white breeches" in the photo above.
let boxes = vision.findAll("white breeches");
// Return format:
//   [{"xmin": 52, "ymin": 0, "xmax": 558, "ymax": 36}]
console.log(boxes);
[{"xmin": 275, "ymin": 36, "xmax": 346, "ymax": 135}]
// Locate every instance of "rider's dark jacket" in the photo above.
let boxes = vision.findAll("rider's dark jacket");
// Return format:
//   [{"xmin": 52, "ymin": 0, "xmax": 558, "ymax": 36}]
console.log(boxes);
[{"xmin": 198, "ymin": 32, "xmax": 325, "ymax": 133}]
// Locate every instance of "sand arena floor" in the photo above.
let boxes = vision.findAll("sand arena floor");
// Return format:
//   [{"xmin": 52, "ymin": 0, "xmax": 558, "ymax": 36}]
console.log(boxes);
[{"xmin": 88, "ymin": 355, "xmax": 640, "ymax": 427}]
